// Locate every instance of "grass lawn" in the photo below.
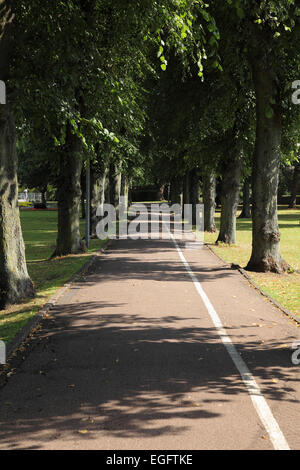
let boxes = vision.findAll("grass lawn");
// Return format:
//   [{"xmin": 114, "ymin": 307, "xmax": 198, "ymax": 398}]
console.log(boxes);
[
  {"xmin": 205, "ymin": 206, "xmax": 300, "ymax": 318},
  {"xmin": 0, "ymin": 210, "xmax": 107, "ymax": 344}
]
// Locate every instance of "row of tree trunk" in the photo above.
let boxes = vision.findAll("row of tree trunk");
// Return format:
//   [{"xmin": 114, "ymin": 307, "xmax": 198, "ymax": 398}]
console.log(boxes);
[
  {"xmin": 0, "ymin": 16, "xmax": 297, "ymax": 308},
  {"xmin": 169, "ymin": 166, "xmax": 246, "ymax": 242},
  {"xmin": 0, "ymin": 103, "xmax": 125, "ymax": 308}
]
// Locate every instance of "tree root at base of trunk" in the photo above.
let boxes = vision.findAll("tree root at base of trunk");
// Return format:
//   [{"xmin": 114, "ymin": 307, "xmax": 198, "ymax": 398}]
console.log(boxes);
[{"xmin": 246, "ymin": 257, "xmax": 290, "ymax": 274}]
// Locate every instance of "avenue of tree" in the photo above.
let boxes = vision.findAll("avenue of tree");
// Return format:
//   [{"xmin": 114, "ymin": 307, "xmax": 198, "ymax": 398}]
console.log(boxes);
[{"xmin": 0, "ymin": 0, "xmax": 300, "ymax": 308}]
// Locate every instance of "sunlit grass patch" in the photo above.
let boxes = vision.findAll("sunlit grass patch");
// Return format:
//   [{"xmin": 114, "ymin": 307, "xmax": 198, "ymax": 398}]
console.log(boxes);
[
  {"xmin": 205, "ymin": 206, "xmax": 300, "ymax": 318},
  {"xmin": 0, "ymin": 210, "xmax": 107, "ymax": 344}
]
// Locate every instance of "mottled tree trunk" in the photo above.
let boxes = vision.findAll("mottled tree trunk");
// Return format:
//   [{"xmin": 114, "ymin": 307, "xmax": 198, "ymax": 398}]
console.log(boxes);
[
  {"xmin": 247, "ymin": 59, "xmax": 289, "ymax": 273},
  {"xmin": 54, "ymin": 126, "xmax": 85, "ymax": 256},
  {"xmin": 217, "ymin": 155, "xmax": 242, "ymax": 244},
  {"xmin": 80, "ymin": 169, "xmax": 86, "ymax": 219},
  {"xmin": 239, "ymin": 178, "xmax": 251, "ymax": 218},
  {"xmin": 188, "ymin": 171, "xmax": 200, "ymax": 226},
  {"xmin": 0, "ymin": 106, "xmax": 34, "ymax": 308},
  {"xmin": 203, "ymin": 170, "xmax": 216, "ymax": 232},
  {"xmin": 90, "ymin": 161, "xmax": 108, "ymax": 238},
  {"xmin": 288, "ymin": 161, "xmax": 300, "ymax": 209},
  {"xmin": 182, "ymin": 172, "xmax": 190, "ymax": 219},
  {"xmin": 0, "ymin": 5, "xmax": 34, "ymax": 308}
]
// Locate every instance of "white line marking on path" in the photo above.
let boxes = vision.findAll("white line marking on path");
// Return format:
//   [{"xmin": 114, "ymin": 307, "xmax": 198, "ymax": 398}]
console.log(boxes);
[{"xmin": 169, "ymin": 231, "xmax": 290, "ymax": 451}]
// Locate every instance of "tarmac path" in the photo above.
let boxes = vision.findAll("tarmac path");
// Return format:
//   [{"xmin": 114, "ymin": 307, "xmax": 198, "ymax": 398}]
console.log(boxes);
[{"xmin": 0, "ymin": 213, "xmax": 299, "ymax": 450}]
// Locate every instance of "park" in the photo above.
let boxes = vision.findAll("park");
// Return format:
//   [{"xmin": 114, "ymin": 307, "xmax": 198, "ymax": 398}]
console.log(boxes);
[{"xmin": 0, "ymin": 0, "xmax": 299, "ymax": 453}]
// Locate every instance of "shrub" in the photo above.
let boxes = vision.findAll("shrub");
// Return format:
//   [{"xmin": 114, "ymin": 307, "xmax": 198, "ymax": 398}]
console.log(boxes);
[
  {"xmin": 18, "ymin": 201, "xmax": 33, "ymax": 207},
  {"xmin": 33, "ymin": 202, "xmax": 47, "ymax": 209}
]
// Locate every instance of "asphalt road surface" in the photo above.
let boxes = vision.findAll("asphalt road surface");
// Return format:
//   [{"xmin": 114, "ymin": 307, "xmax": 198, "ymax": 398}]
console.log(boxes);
[{"xmin": 0, "ymin": 219, "xmax": 299, "ymax": 450}]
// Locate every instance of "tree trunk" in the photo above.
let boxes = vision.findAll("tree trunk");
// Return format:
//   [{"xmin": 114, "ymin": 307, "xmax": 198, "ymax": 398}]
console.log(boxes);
[
  {"xmin": 0, "ymin": 7, "xmax": 34, "ymax": 308},
  {"xmin": 203, "ymin": 169, "xmax": 216, "ymax": 232},
  {"xmin": 80, "ymin": 169, "xmax": 86, "ymax": 219},
  {"xmin": 182, "ymin": 172, "xmax": 190, "ymax": 219},
  {"xmin": 217, "ymin": 154, "xmax": 242, "ymax": 244},
  {"xmin": 183, "ymin": 172, "xmax": 190, "ymax": 205},
  {"xmin": 41, "ymin": 187, "xmax": 47, "ymax": 206},
  {"xmin": 54, "ymin": 125, "xmax": 85, "ymax": 256},
  {"xmin": 121, "ymin": 173, "xmax": 129, "ymax": 200},
  {"xmin": 90, "ymin": 161, "xmax": 108, "ymax": 238},
  {"xmin": 288, "ymin": 161, "xmax": 300, "ymax": 209},
  {"xmin": 188, "ymin": 171, "xmax": 200, "ymax": 226},
  {"xmin": 0, "ymin": 106, "xmax": 34, "ymax": 308},
  {"xmin": 156, "ymin": 183, "xmax": 165, "ymax": 201},
  {"xmin": 170, "ymin": 176, "xmax": 183, "ymax": 207},
  {"xmin": 239, "ymin": 178, "xmax": 251, "ymax": 218},
  {"xmin": 126, "ymin": 175, "xmax": 133, "ymax": 206},
  {"xmin": 247, "ymin": 58, "xmax": 289, "ymax": 273},
  {"xmin": 109, "ymin": 163, "xmax": 122, "ymax": 216}
]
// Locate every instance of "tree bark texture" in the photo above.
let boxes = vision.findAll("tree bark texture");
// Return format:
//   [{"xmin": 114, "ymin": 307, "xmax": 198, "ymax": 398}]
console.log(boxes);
[
  {"xmin": 239, "ymin": 178, "xmax": 251, "ymax": 218},
  {"xmin": 203, "ymin": 169, "xmax": 216, "ymax": 232},
  {"xmin": 90, "ymin": 160, "xmax": 109, "ymax": 238},
  {"xmin": 217, "ymin": 154, "xmax": 242, "ymax": 245},
  {"xmin": 288, "ymin": 161, "xmax": 300, "ymax": 209},
  {"xmin": 0, "ymin": 106, "xmax": 34, "ymax": 308},
  {"xmin": 54, "ymin": 125, "xmax": 85, "ymax": 256},
  {"xmin": 247, "ymin": 58, "xmax": 289, "ymax": 272},
  {"xmin": 0, "ymin": 5, "xmax": 34, "ymax": 308}
]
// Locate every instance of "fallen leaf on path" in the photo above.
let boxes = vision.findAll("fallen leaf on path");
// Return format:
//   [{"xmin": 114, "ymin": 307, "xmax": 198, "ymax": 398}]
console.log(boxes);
[{"xmin": 78, "ymin": 430, "xmax": 89, "ymax": 434}]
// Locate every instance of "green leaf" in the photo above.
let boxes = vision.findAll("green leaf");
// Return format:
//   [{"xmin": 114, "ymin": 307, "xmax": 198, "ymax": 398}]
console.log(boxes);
[
  {"xmin": 236, "ymin": 6, "xmax": 245, "ymax": 19},
  {"xmin": 157, "ymin": 46, "xmax": 164, "ymax": 58}
]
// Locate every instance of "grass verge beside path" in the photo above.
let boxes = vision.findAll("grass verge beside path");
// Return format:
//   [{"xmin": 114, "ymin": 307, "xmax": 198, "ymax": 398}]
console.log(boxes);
[
  {"xmin": 0, "ymin": 210, "xmax": 107, "ymax": 344},
  {"xmin": 205, "ymin": 206, "xmax": 300, "ymax": 318}
]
